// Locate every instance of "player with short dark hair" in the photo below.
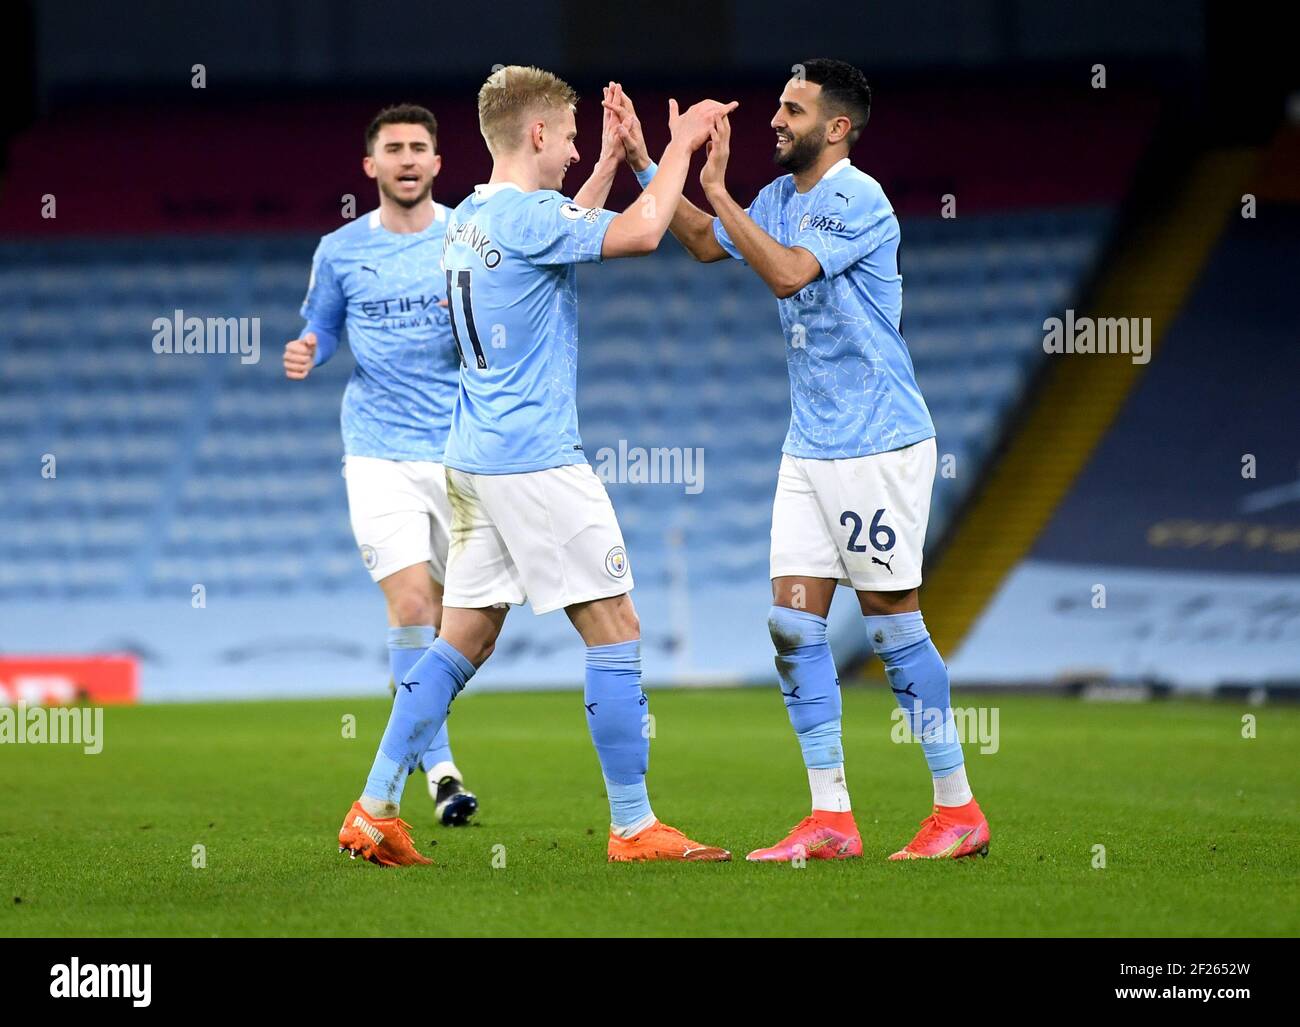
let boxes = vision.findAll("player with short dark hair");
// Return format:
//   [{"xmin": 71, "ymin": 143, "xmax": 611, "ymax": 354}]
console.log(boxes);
[
  {"xmin": 364, "ymin": 103, "xmax": 440, "ymax": 155},
  {"xmin": 286, "ymin": 103, "xmax": 480, "ymax": 827},
  {"xmin": 606, "ymin": 60, "xmax": 991, "ymax": 861}
]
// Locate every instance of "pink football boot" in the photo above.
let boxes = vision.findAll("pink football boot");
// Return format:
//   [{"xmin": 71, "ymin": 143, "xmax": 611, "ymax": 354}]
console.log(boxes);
[
  {"xmin": 888, "ymin": 798, "xmax": 990, "ymax": 860},
  {"xmin": 747, "ymin": 810, "xmax": 863, "ymax": 862}
]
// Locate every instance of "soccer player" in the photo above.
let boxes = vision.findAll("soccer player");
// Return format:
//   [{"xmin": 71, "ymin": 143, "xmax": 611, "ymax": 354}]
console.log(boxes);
[
  {"xmin": 605, "ymin": 61, "xmax": 991, "ymax": 860},
  {"xmin": 284, "ymin": 104, "xmax": 480, "ymax": 826},
  {"xmin": 335, "ymin": 67, "xmax": 737, "ymax": 867}
]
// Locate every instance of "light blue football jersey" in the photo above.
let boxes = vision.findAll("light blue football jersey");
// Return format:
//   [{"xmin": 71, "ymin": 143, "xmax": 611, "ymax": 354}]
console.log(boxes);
[
  {"xmin": 714, "ymin": 159, "xmax": 934, "ymax": 459},
  {"xmin": 300, "ymin": 203, "xmax": 461, "ymax": 462},
  {"xmin": 440, "ymin": 183, "xmax": 617, "ymax": 475}
]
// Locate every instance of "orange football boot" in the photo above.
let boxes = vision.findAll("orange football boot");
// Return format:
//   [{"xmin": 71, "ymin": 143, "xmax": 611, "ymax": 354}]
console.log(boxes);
[
  {"xmin": 337, "ymin": 800, "xmax": 432, "ymax": 867},
  {"xmin": 746, "ymin": 810, "xmax": 863, "ymax": 862},
  {"xmin": 888, "ymin": 798, "xmax": 990, "ymax": 860},
  {"xmin": 607, "ymin": 819, "xmax": 731, "ymax": 862}
]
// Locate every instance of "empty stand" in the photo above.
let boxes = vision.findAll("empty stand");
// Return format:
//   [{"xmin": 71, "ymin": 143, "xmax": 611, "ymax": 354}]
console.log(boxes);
[{"xmin": 0, "ymin": 210, "xmax": 1109, "ymax": 610}]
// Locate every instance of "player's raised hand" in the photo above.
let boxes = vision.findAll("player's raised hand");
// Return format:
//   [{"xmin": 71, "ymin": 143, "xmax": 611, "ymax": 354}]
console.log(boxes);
[
  {"xmin": 700, "ymin": 113, "xmax": 732, "ymax": 195},
  {"xmin": 602, "ymin": 84, "xmax": 650, "ymax": 171},
  {"xmin": 283, "ymin": 331, "xmax": 317, "ymax": 380},
  {"xmin": 596, "ymin": 84, "xmax": 624, "ymax": 166},
  {"xmin": 668, "ymin": 98, "xmax": 739, "ymax": 152}
]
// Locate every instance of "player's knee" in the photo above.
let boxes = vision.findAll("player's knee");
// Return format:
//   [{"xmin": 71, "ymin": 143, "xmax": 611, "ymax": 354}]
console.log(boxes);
[
  {"xmin": 619, "ymin": 604, "xmax": 641, "ymax": 641},
  {"xmin": 454, "ymin": 639, "xmax": 493, "ymax": 670},
  {"xmin": 388, "ymin": 588, "xmax": 436, "ymax": 626},
  {"xmin": 857, "ymin": 588, "xmax": 919, "ymax": 617},
  {"xmin": 767, "ymin": 605, "xmax": 827, "ymax": 653},
  {"xmin": 771, "ymin": 578, "xmax": 834, "ymax": 619},
  {"xmin": 600, "ymin": 595, "xmax": 640, "ymax": 642},
  {"xmin": 768, "ymin": 608, "xmax": 797, "ymax": 651}
]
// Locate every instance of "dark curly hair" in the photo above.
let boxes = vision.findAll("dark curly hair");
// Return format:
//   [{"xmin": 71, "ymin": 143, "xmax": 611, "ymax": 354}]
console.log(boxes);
[
  {"xmin": 798, "ymin": 58, "xmax": 872, "ymax": 147},
  {"xmin": 365, "ymin": 104, "xmax": 438, "ymax": 155}
]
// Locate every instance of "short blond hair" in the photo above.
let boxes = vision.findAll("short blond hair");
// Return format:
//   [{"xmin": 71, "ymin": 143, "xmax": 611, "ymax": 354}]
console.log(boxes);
[{"xmin": 478, "ymin": 65, "xmax": 577, "ymax": 154}]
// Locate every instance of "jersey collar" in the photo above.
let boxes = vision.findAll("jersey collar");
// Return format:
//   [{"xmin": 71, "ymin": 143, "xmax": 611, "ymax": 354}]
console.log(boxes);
[
  {"xmin": 367, "ymin": 202, "xmax": 444, "ymax": 233},
  {"xmin": 474, "ymin": 182, "xmax": 523, "ymax": 201},
  {"xmin": 821, "ymin": 157, "xmax": 851, "ymax": 181}
]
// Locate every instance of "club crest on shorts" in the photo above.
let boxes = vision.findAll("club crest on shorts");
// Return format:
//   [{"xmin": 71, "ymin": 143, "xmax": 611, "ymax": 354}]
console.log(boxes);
[
  {"xmin": 359, "ymin": 544, "xmax": 378, "ymax": 571},
  {"xmin": 604, "ymin": 546, "xmax": 628, "ymax": 578}
]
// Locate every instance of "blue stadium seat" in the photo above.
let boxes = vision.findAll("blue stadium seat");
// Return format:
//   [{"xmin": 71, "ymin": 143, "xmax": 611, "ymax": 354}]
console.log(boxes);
[{"xmin": 0, "ymin": 209, "xmax": 1108, "ymax": 599}]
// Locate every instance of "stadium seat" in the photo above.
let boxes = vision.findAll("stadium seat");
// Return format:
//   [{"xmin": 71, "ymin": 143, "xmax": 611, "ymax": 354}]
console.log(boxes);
[{"xmin": 0, "ymin": 210, "xmax": 1108, "ymax": 600}]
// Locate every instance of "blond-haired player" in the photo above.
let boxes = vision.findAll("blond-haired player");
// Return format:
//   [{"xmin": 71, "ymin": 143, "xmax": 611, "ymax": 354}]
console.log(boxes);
[{"xmin": 337, "ymin": 68, "xmax": 739, "ymax": 866}]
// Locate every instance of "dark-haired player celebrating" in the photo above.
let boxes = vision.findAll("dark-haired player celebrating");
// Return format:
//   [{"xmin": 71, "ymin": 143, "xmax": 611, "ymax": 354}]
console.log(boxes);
[
  {"xmin": 605, "ymin": 61, "xmax": 990, "ymax": 861},
  {"xmin": 287, "ymin": 104, "xmax": 479, "ymax": 827}
]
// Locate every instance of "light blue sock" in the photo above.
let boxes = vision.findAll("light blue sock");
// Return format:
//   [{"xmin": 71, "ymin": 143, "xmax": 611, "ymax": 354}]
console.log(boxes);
[
  {"xmin": 363, "ymin": 637, "xmax": 475, "ymax": 806},
  {"xmin": 388, "ymin": 626, "xmax": 436, "ymax": 687},
  {"xmin": 387, "ymin": 627, "xmax": 456, "ymax": 774},
  {"xmin": 604, "ymin": 777, "xmax": 651, "ymax": 829},
  {"xmin": 768, "ymin": 606, "xmax": 843, "ymax": 768},
  {"xmin": 420, "ymin": 723, "xmax": 454, "ymax": 775},
  {"xmin": 585, "ymin": 641, "xmax": 653, "ymax": 830},
  {"xmin": 864, "ymin": 611, "xmax": 963, "ymax": 777}
]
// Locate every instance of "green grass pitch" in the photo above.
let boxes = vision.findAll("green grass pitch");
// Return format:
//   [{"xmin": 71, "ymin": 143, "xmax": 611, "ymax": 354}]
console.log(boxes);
[{"xmin": 2, "ymin": 687, "xmax": 1296, "ymax": 937}]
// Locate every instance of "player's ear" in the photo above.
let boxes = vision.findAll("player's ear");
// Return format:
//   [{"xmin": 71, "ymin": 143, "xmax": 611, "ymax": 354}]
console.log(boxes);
[
  {"xmin": 827, "ymin": 115, "xmax": 851, "ymax": 146},
  {"xmin": 431, "ymin": 153, "xmax": 443, "ymax": 179},
  {"xmin": 362, "ymin": 155, "xmax": 378, "ymax": 181},
  {"xmin": 530, "ymin": 119, "xmax": 546, "ymax": 153}
]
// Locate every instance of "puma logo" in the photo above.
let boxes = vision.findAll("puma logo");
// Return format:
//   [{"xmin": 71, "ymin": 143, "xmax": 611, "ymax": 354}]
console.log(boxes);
[
  {"xmin": 400, "ymin": 680, "xmax": 416, "ymax": 692},
  {"xmin": 585, "ymin": 702, "xmax": 598, "ymax": 715},
  {"xmin": 361, "ymin": 265, "xmax": 379, "ymax": 276},
  {"xmin": 891, "ymin": 682, "xmax": 918, "ymax": 699},
  {"xmin": 834, "ymin": 191, "xmax": 853, "ymax": 206},
  {"xmin": 872, "ymin": 554, "xmax": 895, "ymax": 574},
  {"xmin": 781, "ymin": 686, "xmax": 801, "ymax": 700}
]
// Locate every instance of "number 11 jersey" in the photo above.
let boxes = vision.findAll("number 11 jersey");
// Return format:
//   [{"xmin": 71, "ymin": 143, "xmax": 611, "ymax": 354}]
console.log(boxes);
[{"xmin": 440, "ymin": 182, "xmax": 617, "ymax": 475}]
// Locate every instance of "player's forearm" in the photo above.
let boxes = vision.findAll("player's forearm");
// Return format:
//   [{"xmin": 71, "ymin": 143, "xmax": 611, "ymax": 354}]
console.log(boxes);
[
  {"xmin": 624, "ymin": 155, "xmax": 721, "ymax": 260},
  {"xmin": 668, "ymin": 195, "xmax": 727, "ymax": 262},
  {"xmin": 573, "ymin": 156, "xmax": 620, "ymax": 211},
  {"xmin": 604, "ymin": 139, "xmax": 693, "ymax": 257},
  {"xmin": 706, "ymin": 187, "xmax": 809, "ymax": 297}
]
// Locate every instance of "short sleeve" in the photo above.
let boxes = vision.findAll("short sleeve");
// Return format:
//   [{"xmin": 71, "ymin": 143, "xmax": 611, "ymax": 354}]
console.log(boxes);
[
  {"xmin": 517, "ymin": 194, "xmax": 618, "ymax": 265},
  {"xmin": 791, "ymin": 186, "xmax": 896, "ymax": 280},
  {"xmin": 712, "ymin": 187, "xmax": 771, "ymax": 261}
]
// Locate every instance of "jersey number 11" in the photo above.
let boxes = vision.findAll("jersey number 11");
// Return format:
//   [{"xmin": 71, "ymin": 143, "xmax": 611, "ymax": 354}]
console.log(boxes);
[{"xmin": 446, "ymin": 269, "xmax": 488, "ymax": 369}]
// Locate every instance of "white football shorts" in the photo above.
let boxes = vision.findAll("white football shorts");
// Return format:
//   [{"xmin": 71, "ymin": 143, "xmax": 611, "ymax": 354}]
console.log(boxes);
[
  {"xmin": 770, "ymin": 438, "xmax": 936, "ymax": 591},
  {"xmin": 442, "ymin": 463, "xmax": 633, "ymax": 615},
  {"xmin": 343, "ymin": 455, "xmax": 453, "ymax": 584}
]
